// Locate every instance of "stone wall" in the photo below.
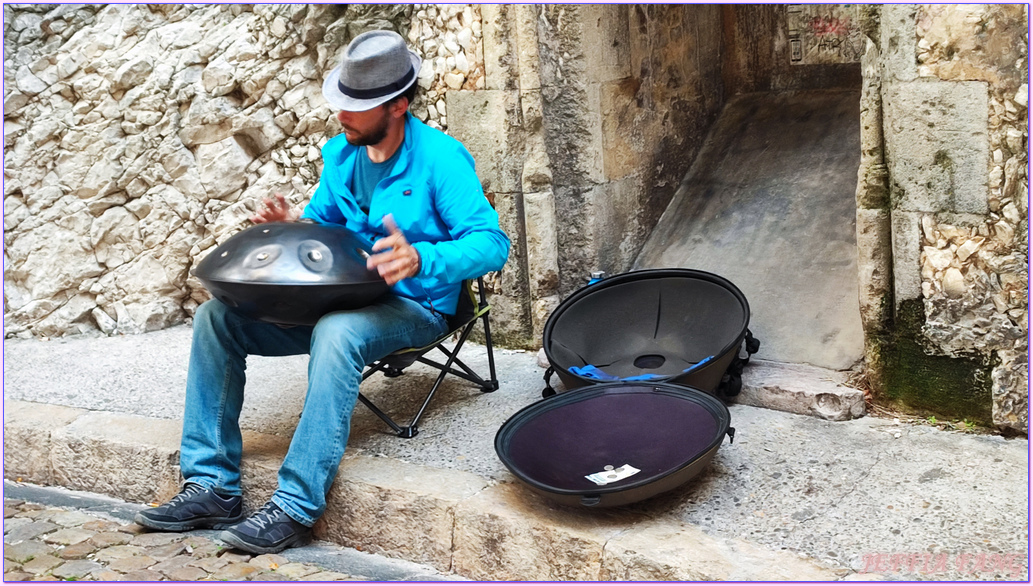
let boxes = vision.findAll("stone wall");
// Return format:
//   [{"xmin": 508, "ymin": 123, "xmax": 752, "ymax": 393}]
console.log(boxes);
[
  {"xmin": 447, "ymin": 5, "xmax": 726, "ymax": 343},
  {"xmin": 721, "ymin": 4, "xmax": 862, "ymax": 95},
  {"xmin": 407, "ymin": 4, "xmax": 485, "ymax": 129},
  {"xmin": 1, "ymin": 4, "xmax": 741, "ymax": 349},
  {"xmin": 3, "ymin": 4, "xmax": 489, "ymax": 339},
  {"xmin": 4, "ymin": 4, "xmax": 1028, "ymax": 432},
  {"xmin": 555, "ymin": 5, "xmax": 725, "ymax": 291},
  {"xmin": 859, "ymin": 5, "xmax": 1028, "ymax": 432}
]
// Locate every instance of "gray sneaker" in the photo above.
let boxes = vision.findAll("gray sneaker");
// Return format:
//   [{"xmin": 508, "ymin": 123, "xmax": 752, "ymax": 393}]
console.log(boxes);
[
  {"xmin": 218, "ymin": 501, "xmax": 311, "ymax": 554},
  {"xmin": 135, "ymin": 482, "xmax": 244, "ymax": 531}
]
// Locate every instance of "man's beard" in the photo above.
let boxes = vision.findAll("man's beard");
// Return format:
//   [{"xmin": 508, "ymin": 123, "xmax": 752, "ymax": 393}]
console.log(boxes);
[{"xmin": 344, "ymin": 114, "xmax": 390, "ymax": 146}]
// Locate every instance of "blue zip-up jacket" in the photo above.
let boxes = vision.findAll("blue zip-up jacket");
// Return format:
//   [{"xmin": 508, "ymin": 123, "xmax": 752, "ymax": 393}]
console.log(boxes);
[{"xmin": 301, "ymin": 113, "xmax": 510, "ymax": 315}]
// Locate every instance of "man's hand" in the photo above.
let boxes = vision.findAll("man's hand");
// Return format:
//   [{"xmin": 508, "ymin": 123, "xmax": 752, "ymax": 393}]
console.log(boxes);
[
  {"xmin": 251, "ymin": 194, "xmax": 299, "ymax": 224},
  {"xmin": 368, "ymin": 215, "xmax": 421, "ymax": 285}
]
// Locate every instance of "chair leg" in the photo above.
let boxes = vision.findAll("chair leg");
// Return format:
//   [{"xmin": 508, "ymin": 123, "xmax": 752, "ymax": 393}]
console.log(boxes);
[
  {"xmin": 479, "ymin": 308, "xmax": 499, "ymax": 392},
  {"xmin": 362, "ymin": 360, "xmax": 393, "ymax": 381},
  {"xmin": 357, "ymin": 392, "xmax": 410, "ymax": 437},
  {"xmin": 405, "ymin": 322, "xmax": 475, "ymax": 433},
  {"xmin": 358, "ymin": 279, "xmax": 499, "ymax": 437}
]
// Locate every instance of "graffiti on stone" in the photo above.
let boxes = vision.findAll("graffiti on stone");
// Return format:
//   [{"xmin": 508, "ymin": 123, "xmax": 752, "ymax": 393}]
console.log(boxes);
[{"xmin": 786, "ymin": 4, "xmax": 865, "ymax": 65}]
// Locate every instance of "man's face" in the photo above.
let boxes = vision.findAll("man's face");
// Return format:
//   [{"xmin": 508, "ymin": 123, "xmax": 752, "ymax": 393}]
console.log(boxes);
[{"xmin": 337, "ymin": 105, "xmax": 391, "ymax": 147}]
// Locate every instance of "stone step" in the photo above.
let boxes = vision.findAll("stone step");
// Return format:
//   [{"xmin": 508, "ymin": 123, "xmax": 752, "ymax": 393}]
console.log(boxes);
[
  {"xmin": 537, "ymin": 349, "xmax": 864, "ymax": 422},
  {"xmin": 739, "ymin": 359, "xmax": 866, "ymax": 421},
  {"xmin": 4, "ymin": 400, "xmax": 843, "ymax": 581}
]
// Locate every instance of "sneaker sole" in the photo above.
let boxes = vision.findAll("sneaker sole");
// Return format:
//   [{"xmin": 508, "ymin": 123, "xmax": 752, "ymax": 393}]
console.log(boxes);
[
  {"xmin": 134, "ymin": 512, "xmax": 246, "ymax": 532},
  {"xmin": 217, "ymin": 528, "xmax": 311, "ymax": 555}
]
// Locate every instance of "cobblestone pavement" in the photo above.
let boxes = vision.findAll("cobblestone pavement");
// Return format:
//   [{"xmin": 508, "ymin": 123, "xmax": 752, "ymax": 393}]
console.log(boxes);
[
  {"xmin": 3, "ymin": 498, "xmax": 358, "ymax": 582},
  {"xmin": 2, "ymin": 484, "xmax": 457, "ymax": 582}
]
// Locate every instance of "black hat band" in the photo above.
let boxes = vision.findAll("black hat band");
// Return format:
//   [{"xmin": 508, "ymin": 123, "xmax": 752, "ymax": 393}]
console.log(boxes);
[{"xmin": 338, "ymin": 66, "xmax": 415, "ymax": 100}]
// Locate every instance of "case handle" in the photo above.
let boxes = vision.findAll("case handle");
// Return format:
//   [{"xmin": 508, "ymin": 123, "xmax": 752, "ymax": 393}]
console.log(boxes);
[
  {"xmin": 542, "ymin": 366, "xmax": 557, "ymax": 398},
  {"xmin": 580, "ymin": 494, "xmax": 601, "ymax": 507}
]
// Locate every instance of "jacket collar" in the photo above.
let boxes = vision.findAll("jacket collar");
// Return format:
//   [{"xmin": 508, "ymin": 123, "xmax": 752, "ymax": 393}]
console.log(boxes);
[
  {"xmin": 333, "ymin": 112, "xmax": 418, "ymax": 204},
  {"xmin": 386, "ymin": 112, "xmax": 415, "ymax": 179}
]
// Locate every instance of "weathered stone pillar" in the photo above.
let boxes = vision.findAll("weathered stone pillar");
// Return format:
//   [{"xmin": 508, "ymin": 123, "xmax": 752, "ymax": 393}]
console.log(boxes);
[
  {"xmin": 870, "ymin": 4, "xmax": 1028, "ymax": 431},
  {"xmin": 854, "ymin": 10, "xmax": 894, "ymax": 393},
  {"xmin": 448, "ymin": 4, "xmax": 560, "ymax": 347},
  {"xmin": 855, "ymin": 11, "xmax": 892, "ymax": 338},
  {"xmin": 533, "ymin": 5, "xmax": 606, "ymax": 297},
  {"xmin": 512, "ymin": 5, "xmax": 560, "ymax": 340},
  {"xmin": 534, "ymin": 5, "xmax": 723, "ymax": 299}
]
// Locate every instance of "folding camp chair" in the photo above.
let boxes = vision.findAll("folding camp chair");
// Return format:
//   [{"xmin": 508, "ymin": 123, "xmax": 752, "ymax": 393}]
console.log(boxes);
[{"xmin": 357, "ymin": 276, "xmax": 499, "ymax": 438}]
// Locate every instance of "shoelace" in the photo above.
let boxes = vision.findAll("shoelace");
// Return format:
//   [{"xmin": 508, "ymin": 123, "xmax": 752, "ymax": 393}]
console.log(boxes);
[
  {"xmin": 166, "ymin": 483, "xmax": 205, "ymax": 506},
  {"xmin": 242, "ymin": 502, "xmax": 283, "ymax": 532}
]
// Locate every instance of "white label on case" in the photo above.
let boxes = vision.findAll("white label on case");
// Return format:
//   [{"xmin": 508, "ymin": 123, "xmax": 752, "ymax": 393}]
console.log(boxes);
[{"xmin": 585, "ymin": 464, "xmax": 641, "ymax": 486}]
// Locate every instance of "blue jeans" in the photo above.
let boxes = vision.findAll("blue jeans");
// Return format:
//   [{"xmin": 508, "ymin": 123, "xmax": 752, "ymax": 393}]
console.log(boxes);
[{"xmin": 179, "ymin": 295, "xmax": 449, "ymax": 526}]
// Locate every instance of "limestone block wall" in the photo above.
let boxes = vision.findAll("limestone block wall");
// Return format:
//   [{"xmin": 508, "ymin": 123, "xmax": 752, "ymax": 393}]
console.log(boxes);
[
  {"xmin": 543, "ymin": 5, "xmax": 725, "ymax": 298},
  {"xmin": 2, "ymin": 4, "xmax": 492, "ymax": 339},
  {"xmin": 446, "ymin": 5, "xmax": 726, "ymax": 345},
  {"xmin": 862, "ymin": 5, "xmax": 1028, "ymax": 432}
]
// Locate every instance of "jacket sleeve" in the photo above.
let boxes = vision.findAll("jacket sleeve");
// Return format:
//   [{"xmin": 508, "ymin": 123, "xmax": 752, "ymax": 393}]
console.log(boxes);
[
  {"xmin": 410, "ymin": 144, "xmax": 510, "ymax": 284},
  {"xmin": 300, "ymin": 178, "xmax": 344, "ymax": 225}
]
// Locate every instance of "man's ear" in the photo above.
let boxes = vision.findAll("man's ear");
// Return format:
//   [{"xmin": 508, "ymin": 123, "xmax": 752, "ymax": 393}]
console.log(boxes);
[{"xmin": 387, "ymin": 97, "xmax": 409, "ymax": 119}]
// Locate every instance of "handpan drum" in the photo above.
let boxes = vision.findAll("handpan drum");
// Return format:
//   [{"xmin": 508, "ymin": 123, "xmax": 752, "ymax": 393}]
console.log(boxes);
[{"xmin": 194, "ymin": 222, "xmax": 389, "ymax": 326}]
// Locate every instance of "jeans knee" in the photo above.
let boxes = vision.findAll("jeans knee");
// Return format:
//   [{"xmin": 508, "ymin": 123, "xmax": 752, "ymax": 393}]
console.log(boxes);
[
  {"xmin": 311, "ymin": 315, "xmax": 366, "ymax": 366},
  {"xmin": 195, "ymin": 298, "xmax": 229, "ymax": 322},
  {"xmin": 193, "ymin": 299, "xmax": 242, "ymax": 340}
]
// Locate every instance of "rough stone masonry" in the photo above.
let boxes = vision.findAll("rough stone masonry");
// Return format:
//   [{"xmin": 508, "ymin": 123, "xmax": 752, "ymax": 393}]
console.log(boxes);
[
  {"xmin": 912, "ymin": 5, "xmax": 1028, "ymax": 433},
  {"xmin": 3, "ymin": 4, "xmax": 483, "ymax": 339},
  {"xmin": 3, "ymin": 4, "xmax": 1029, "ymax": 431},
  {"xmin": 859, "ymin": 5, "xmax": 1028, "ymax": 432}
]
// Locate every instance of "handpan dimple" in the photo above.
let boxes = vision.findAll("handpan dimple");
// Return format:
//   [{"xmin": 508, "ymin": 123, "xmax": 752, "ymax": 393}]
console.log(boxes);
[
  {"xmin": 242, "ymin": 244, "xmax": 282, "ymax": 269},
  {"xmin": 299, "ymin": 240, "xmax": 333, "ymax": 273}
]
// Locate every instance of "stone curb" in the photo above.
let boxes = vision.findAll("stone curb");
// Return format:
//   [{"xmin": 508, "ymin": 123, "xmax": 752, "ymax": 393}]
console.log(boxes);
[{"xmin": 4, "ymin": 400, "xmax": 846, "ymax": 580}]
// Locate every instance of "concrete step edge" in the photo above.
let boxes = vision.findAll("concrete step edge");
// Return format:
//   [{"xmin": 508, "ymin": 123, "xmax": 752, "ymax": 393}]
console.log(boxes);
[
  {"xmin": 740, "ymin": 359, "xmax": 866, "ymax": 421},
  {"xmin": 4, "ymin": 399, "xmax": 849, "ymax": 580}
]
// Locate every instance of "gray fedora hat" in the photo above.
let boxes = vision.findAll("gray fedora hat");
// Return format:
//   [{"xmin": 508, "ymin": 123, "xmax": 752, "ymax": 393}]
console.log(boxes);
[{"xmin": 322, "ymin": 30, "xmax": 422, "ymax": 112}]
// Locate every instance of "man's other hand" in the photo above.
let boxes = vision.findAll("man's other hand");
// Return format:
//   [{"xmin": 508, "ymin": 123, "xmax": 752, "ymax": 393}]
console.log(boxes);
[
  {"xmin": 368, "ymin": 214, "xmax": 421, "ymax": 285},
  {"xmin": 251, "ymin": 194, "xmax": 299, "ymax": 224}
]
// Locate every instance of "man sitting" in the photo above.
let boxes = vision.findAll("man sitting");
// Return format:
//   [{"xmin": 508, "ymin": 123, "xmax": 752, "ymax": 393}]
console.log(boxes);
[{"xmin": 135, "ymin": 29, "xmax": 510, "ymax": 554}]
